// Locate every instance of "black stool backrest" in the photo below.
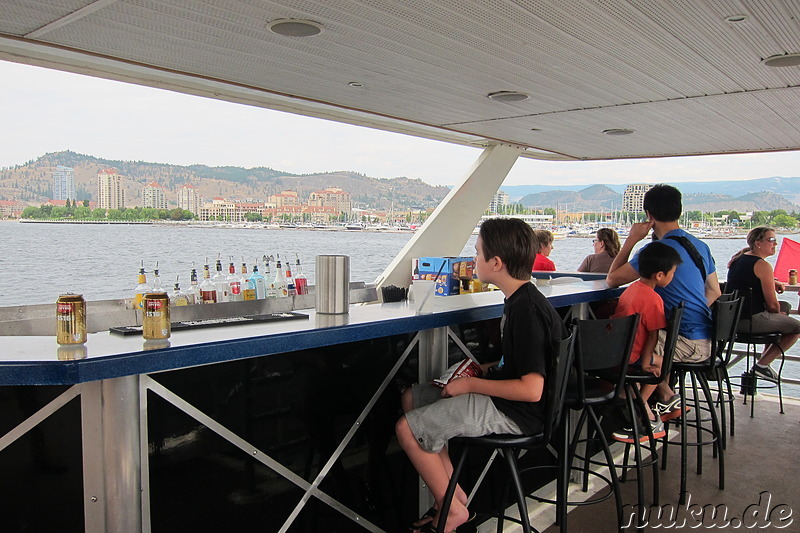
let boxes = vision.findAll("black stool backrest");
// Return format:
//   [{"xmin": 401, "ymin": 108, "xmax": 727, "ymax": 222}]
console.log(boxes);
[
  {"xmin": 711, "ymin": 297, "xmax": 742, "ymax": 366},
  {"xmin": 542, "ymin": 330, "xmax": 576, "ymax": 442},
  {"xmin": 659, "ymin": 302, "xmax": 684, "ymax": 379},
  {"xmin": 573, "ymin": 313, "xmax": 639, "ymax": 404}
]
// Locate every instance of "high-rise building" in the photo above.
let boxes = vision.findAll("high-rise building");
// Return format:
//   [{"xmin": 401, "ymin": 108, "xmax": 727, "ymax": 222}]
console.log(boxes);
[
  {"xmin": 308, "ymin": 187, "xmax": 351, "ymax": 215},
  {"xmin": 177, "ymin": 183, "xmax": 201, "ymax": 214},
  {"xmin": 622, "ymin": 184, "xmax": 653, "ymax": 213},
  {"xmin": 142, "ymin": 181, "xmax": 168, "ymax": 209},
  {"xmin": 96, "ymin": 168, "xmax": 125, "ymax": 209},
  {"xmin": 52, "ymin": 165, "xmax": 76, "ymax": 201},
  {"xmin": 488, "ymin": 190, "xmax": 510, "ymax": 213}
]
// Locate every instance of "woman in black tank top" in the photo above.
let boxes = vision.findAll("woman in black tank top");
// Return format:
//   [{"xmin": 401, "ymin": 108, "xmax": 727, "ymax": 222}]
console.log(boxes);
[{"xmin": 726, "ymin": 227, "xmax": 800, "ymax": 379}]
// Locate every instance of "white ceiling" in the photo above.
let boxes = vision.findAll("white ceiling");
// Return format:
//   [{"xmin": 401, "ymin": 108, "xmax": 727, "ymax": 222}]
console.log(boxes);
[{"xmin": 2, "ymin": 0, "xmax": 799, "ymax": 161}]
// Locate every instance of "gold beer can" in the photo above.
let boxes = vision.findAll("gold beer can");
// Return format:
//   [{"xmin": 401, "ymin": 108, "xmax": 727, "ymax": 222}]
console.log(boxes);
[
  {"xmin": 142, "ymin": 292, "xmax": 171, "ymax": 340},
  {"xmin": 56, "ymin": 293, "xmax": 87, "ymax": 345}
]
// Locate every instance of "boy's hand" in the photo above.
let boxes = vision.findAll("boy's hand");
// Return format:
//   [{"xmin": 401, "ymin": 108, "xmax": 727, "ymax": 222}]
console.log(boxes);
[{"xmin": 442, "ymin": 376, "xmax": 472, "ymax": 398}]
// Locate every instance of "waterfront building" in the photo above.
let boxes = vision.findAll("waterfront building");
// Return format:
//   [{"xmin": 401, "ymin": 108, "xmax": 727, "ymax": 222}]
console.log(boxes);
[
  {"xmin": 142, "ymin": 181, "xmax": 168, "ymax": 209},
  {"xmin": 0, "ymin": 200, "xmax": 25, "ymax": 218},
  {"xmin": 308, "ymin": 187, "xmax": 351, "ymax": 215},
  {"xmin": 622, "ymin": 183, "xmax": 652, "ymax": 213},
  {"xmin": 96, "ymin": 168, "xmax": 125, "ymax": 209},
  {"xmin": 52, "ymin": 165, "xmax": 76, "ymax": 201},
  {"xmin": 488, "ymin": 190, "xmax": 510, "ymax": 213},
  {"xmin": 268, "ymin": 190, "xmax": 301, "ymax": 208},
  {"xmin": 177, "ymin": 183, "xmax": 201, "ymax": 215},
  {"xmin": 199, "ymin": 197, "xmax": 240, "ymax": 222}
]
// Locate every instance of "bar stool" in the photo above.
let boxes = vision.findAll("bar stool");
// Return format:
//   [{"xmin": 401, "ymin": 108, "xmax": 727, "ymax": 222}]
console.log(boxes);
[
  {"xmin": 616, "ymin": 303, "xmax": 683, "ymax": 520},
  {"xmin": 712, "ymin": 291, "xmax": 738, "ymax": 445},
  {"xmin": 560, "ymin": 314, "xmax": 639, "ymax": 531},
  {"xmin": 435, "ymin": 332, "xmax": 575, "ymax": 533},
  {"xmin": 736, "ymin": 288, "xmax": 785, "ymax": 416},
  {"xmin": 661, "ymin": 297, "xmax": 740, "ymax": 505}
]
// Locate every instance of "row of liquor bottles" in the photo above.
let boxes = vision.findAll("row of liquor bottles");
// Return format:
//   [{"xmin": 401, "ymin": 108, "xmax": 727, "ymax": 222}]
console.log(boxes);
[{"xmin": 133, "ymin": 255, "xmax": 308, "ymax": 308}]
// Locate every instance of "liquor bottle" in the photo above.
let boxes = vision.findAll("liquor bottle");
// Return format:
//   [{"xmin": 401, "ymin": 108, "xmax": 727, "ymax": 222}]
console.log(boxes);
[
  {"xmin": 294, "ymin": 254, "xmax": 308, "ymax": 295},
  {"xmin": 272, "ymin": 257, "xmax": 289, "ymax": 297},
  {"xmin": 241, "ymin": 260, "xmax": 255, "ymax": 300},
  {"xmin": 134, "ymin": 263, "xmax": 149, "ymax": 309},
  {"xmin": 248, "ymin": 263, "xmax": 267, "ymax": 299},
  {"xmin": 264, "ymin": 256, "xmax": 277, "ymax": 298},
  {"xmin": 227, "ymin": 257, "xmax": 243, "ymax": 301},
  {"xmin": 212, "ymin": 257, "xmax": 229, "ymax": 302},
  {"xmin": 151, "ymin": 262, "xmax": 164, "ymax": 293},
  {"xmin": 186, "ymin": 264, "xmax": 200, "ymax": 305},
  {"xmin": 200, "ymin": 261, "xmax": 217, "ymax": 304},
  {"xmin": 169, "ymin": 276, "xmax": 190, "ymax": 306},
  {"xmin": 285, "ymin": 258, "xmax": 297, "ymax": 296}
]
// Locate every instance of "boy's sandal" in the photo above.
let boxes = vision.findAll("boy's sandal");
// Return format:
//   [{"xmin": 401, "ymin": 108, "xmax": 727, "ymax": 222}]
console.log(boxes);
[
  {"xmin": 408, "ymin": 506, "xmax": 436, "ymax": 531},
  {"xmin": 413, "ymin": 510, "xmax": 477, "ymax": 533}
]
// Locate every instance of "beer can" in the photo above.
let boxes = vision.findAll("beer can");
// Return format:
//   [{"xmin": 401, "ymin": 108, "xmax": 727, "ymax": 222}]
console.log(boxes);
[
  {"xmin": 56, "ymin": 293, "xmax": 87, "ymax": 345},
  {"xmin": 142, "ymin": 292, "xmax": 171, "ymax": 340},
  {"xmin": 789, "ymin": 269, "xmax": 797, "ymax": 286}
]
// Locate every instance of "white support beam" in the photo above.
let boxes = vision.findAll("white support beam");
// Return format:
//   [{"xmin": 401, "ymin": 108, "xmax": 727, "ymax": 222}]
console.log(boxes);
[{"xmin": 375, "ymin": 143, "xmax": 523, "ymax": 292}]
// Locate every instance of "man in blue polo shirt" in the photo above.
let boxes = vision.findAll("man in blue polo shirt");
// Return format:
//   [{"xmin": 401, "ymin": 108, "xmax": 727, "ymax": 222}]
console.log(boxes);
[{"xmin": 608, "ymin": 184, "xmax": 721, "ymax": 415}]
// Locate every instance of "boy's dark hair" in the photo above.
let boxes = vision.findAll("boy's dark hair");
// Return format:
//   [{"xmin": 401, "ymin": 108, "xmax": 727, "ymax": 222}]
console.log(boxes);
[
  {"xmin": 638, "ymin": 241, "xmax": 682, "ymax": 278},
  {"xmin": 479, "ymin": 218, "xmax": 537, "ymax": 281},
  {"xmin": 643, "ymin": 184, "xmax": 682, "ymax": 222}
]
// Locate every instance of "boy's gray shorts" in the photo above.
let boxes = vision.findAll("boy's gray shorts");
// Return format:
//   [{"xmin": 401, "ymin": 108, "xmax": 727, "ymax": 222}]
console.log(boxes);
[{"xmin": 405, "ymin": 382, "xmax": 522, "ymax": 454}]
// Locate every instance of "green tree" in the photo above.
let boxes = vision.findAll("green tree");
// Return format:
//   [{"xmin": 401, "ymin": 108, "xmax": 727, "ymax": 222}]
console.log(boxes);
[
  {"xmin": 107, "ymin": 209, "xmax": 123, "ymax": 220},
  {"xmin": 245, "ymin": 212, "xmax": 263, "ymax": 222},
  {"xmin": 74, "ymin": 206, "xmax": 90, "ymax": 219},
  {"xmin": 21, "ymin": 206, "xmax": 39, "ymax": 219},
  {"xmin": 750, "ymin": 211, "xmax": 769, "ymax": 226},
  {"xmin": 83, "ymin": 200, "xmax": 90, "ymax": 208},
  {"xmin": 773, "ymin": 214, "xmax": 797, "ymax": 229},
  {"xmin": 92, "ymin": 208, "xmax": 107, "ymax": 219}
]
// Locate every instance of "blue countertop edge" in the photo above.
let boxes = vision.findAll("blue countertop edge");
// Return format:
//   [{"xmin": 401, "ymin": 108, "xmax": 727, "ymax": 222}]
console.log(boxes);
[{"xmin": 1, "ymin": 286, "xmax": 622, "ymax": 386}]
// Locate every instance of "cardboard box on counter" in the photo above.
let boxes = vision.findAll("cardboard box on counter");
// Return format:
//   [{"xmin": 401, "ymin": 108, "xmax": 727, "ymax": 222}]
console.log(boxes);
[{"xmin": 416, "ymin": 257, "xmax": 475, "ymax": 296}]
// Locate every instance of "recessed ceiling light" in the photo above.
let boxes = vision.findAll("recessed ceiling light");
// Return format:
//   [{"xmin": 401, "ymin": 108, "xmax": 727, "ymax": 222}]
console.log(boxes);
[
  {"xmin": 762, "ymin": 53, "xmax": 800, "ymax": 68},
  {"xmin": 487, "ymin": 91, "xmax": 530, "ymax": 103},
  {"xmin": 603, "ymin": 128, "xmax": 635, "ymax": 136},
  {"xmin": 347, "ymin": 81, "xmax": 364, "ymax": 88},
  {"xmin": 724, "ymin": 14, "xmax": 748, "ymax": 23},
  {"xmin": 267, "ymin": 19, "xmax": 323, "ymax": 37}
]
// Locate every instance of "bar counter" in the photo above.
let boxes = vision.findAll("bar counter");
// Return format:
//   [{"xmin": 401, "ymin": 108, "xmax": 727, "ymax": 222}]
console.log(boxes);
[
  {"xmin": 0, "ymin": 280, "xmax": 620, "ymax": 386},
  {"xmin": 0, "ymin": 280, "xmax": 621, "ymax": 533}
]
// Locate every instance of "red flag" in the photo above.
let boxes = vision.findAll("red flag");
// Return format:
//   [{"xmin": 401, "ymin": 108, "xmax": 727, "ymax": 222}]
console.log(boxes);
[{"xmin": 773, "ymin": 237, "xmax": 800, "ymax": 282}]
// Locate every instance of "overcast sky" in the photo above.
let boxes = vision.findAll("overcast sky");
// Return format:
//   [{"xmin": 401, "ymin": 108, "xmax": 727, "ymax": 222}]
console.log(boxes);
[{"xmin": 2, "ymin": 60, "xmax": 799, "ymax": 188}]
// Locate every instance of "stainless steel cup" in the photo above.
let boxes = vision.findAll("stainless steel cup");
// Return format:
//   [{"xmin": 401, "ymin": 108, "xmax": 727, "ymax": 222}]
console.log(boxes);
[{"xmin": 315, "ymin": 255, "xmax": 350, "ymax": 314}]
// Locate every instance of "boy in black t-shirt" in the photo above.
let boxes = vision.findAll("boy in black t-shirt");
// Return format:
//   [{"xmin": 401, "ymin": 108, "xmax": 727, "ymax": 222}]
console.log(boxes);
[{"xmin": 396, "ymin": 218, "xmax": 566, "ymax": 533}]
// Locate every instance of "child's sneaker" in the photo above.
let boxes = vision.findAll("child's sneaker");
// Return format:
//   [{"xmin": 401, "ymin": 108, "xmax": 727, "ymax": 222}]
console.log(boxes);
[
  {"xmin": 612, "ymin": 419, "xmax": 666, "ymax": 443},
  {"xmin": 751, "ymin": 364, "xmax": 779, "ymax": 382},
  {"xmin": 654, "ymin": 394, "xmax": 681, "ymax": 414}
]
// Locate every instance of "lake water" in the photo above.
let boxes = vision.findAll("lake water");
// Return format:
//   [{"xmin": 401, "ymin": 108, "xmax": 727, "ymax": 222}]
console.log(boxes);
[{"xmin": 1, "ymin": 221, "xmax": 793, "ymax": 306}]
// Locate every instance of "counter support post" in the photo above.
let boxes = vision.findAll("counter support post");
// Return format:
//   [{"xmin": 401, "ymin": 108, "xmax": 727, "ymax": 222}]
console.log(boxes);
[
  {"xmin": 81, "ymin": 375, "xmax": 144, "ymax": 533},
  {"xmin": 416, "ymin": 326, "xmax": 449, "ymax": 515}
]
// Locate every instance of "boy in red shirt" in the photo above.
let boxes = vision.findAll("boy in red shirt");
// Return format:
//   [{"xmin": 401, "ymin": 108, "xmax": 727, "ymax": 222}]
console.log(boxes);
[{"xmin": 612, "ymin": 241, "xmax": 682, "ymax": 443}]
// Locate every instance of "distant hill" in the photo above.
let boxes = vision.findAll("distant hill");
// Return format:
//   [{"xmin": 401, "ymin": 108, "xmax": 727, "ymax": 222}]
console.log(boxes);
[
  {"xmin": 503, "ymin": 176, "xmax": 800, "ymax": 208},
  {"xmin": 512, "ymin": 179, "xmax": 800, "ymax": 213},
  {"xmin": 0, "ymin": 151, "xmax": 450, "ymax": 210},
  {"xmin": 519, "ymin": 184, "xmax": 623, "ymax": 211}
]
